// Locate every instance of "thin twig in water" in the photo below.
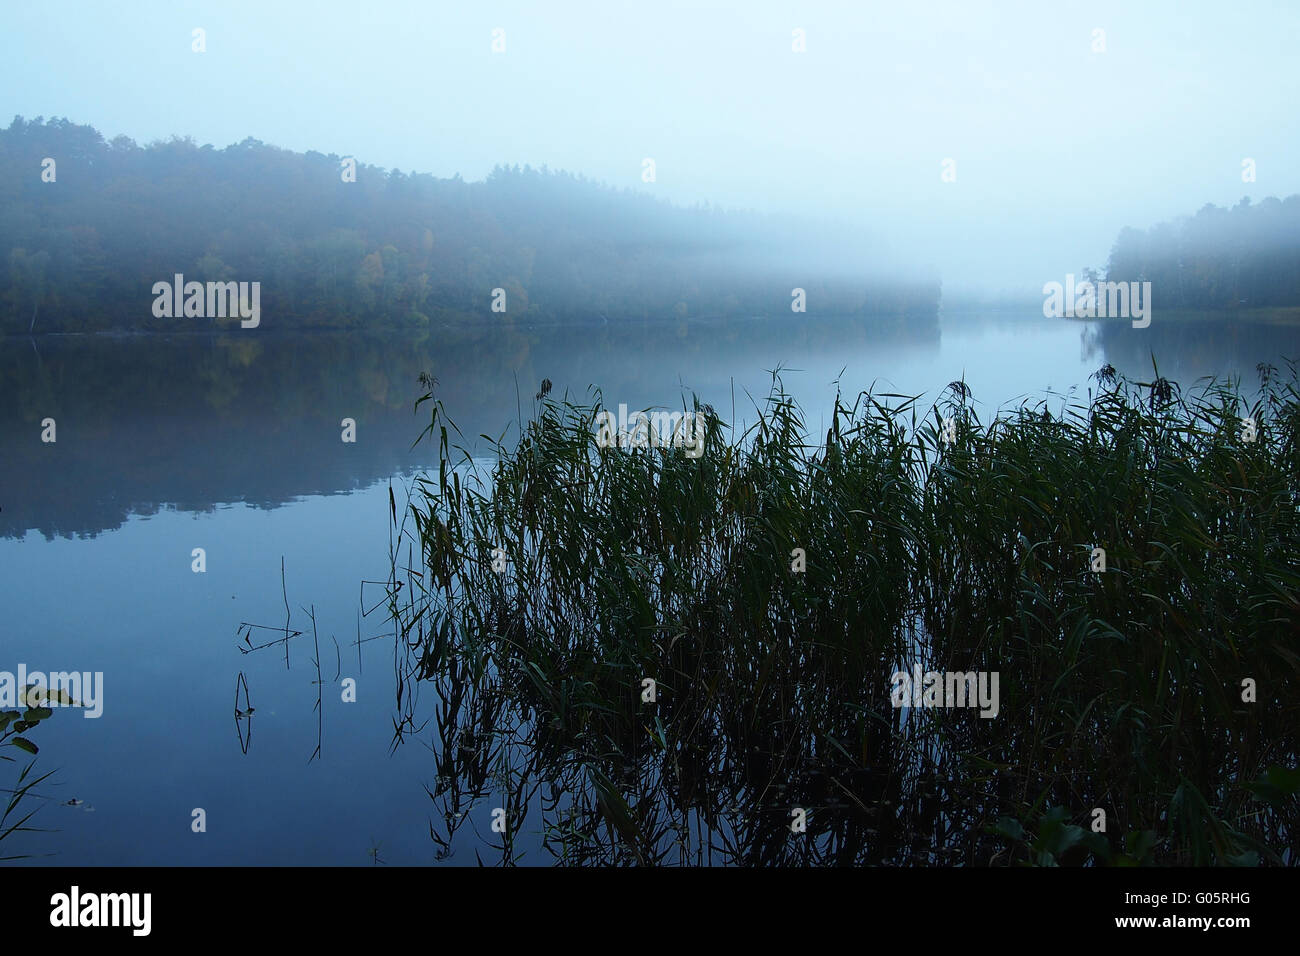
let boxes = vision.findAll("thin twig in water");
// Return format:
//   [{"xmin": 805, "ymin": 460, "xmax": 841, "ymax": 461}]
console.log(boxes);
[
  {"xmin": 234, "ymin": 672, "xmax": 253, "ymax": 755},
  {"xmin": 282, "ymin": 556, "xmax": 291, "ymax": 670},
  {"xmin": 307, "ymin": 604, "xmax": 323, "ymax": 763},
  {"xmin": 235, "ymin": 621, "xmax": 305, "ymax": 654}
]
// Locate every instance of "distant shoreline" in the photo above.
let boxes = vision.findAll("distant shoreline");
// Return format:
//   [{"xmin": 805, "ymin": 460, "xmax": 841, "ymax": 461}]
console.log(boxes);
[
  {"xmin": 1060, "ymin": 306, "xmax": 1300, "ymax": 326},
  {"xmin": 0, "ymin": 309, "xmax": 942, "ymax": 339},
  {"xmin": 5, "ymin": 305, "xmax": 1296, "ymax": 340}
]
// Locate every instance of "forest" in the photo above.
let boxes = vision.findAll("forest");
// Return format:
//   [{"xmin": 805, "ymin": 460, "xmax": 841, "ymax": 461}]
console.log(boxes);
[
  {"xmin": 0, "ymin": 116, "xmax": 939, "ymax": 334},
  {"xmin": 1105, "ymin": 194, "xmax": 1300, "ymax": 314}
]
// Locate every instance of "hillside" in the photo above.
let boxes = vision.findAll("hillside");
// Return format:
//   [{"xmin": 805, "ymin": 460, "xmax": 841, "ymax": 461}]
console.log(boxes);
[{"xmin": 0, "ymin": 117, "xmax": 938, "ymax": 334}]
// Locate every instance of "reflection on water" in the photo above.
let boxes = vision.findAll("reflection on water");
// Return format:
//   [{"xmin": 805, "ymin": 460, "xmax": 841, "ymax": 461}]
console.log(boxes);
[
  {"xmin": 2, "ymin": 314, "xmax": 937, "ymax": 540},
  {"xmin": 1, "ymin": 311, "xmax": 1295, "ymax": 864},
  {"xmin": 1089, "ymin": 316, "xmax": 1298, "ymax": 386}
]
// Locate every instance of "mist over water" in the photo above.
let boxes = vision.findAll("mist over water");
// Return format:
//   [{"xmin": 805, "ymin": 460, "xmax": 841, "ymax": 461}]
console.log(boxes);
[{"xmin": 1, "ymin": 2, "xmax": 1298, "ymax": 871}]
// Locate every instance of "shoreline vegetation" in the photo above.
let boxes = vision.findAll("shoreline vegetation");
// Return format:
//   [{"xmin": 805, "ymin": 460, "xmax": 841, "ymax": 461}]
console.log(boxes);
[
  {"xmin": 0, "ymin": 307, "xmax": 939, "ymax": 337},
  {"xmin": 9, "ymin": 118, "xmax": 1300, "ymax": 337},
  {"xmin": 0, "ymin": 117, "xmax": 937, "ymax": 335},
  {"xmin": 1063, "ymin": 306, "xmax": 1300, "ymax": 326},
  {"xmin": 386, "ymin": 362, "xmax": 1299, "ymax": 865},
  {"xmin": 6, "ymin": 302, "xmax": 1300, "ymax": 338},
  {"xmin": 1105, "ymin": 196, "xmax": 1300, "ymax": 314}
]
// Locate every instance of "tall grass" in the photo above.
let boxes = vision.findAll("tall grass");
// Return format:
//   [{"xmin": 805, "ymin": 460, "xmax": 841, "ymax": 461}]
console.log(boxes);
[
  {"xmin": 1, "ymin": 696, "xmax": 57, "ymax": 860},
  {"xmin": 387, "ymin": 361, "xmax": 1300, "ymax": 865}
]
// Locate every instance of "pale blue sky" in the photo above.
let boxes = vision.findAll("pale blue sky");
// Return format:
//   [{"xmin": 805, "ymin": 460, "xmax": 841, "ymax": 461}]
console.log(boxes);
[{"xmin": 3, "ymin": 0, "xmax": 1298, "ymax": 295}]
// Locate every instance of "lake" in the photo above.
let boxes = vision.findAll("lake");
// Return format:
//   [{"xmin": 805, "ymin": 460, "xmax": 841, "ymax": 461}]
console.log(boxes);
[{"xmin": 1, "ymin": 311, "xmax": 1293, "ymax": 864}]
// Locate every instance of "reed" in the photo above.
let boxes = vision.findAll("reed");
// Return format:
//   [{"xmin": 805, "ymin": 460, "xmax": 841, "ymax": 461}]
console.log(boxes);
[
  {"xmin": 1, "ymin": 697, "xmax": 57, "ymax": 859},
  {"xmin": 388, "ymin": 361, "xmax": 1300, "ymax": 865}
]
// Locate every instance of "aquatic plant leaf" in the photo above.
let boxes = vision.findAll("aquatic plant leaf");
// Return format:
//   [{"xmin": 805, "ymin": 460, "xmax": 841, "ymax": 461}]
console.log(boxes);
[
  {"xmin": 993, "ymin": 816, "xmax": 1026, "ymax": 841},
  {"xmin": 20, "ymin": 686, "xmax": 79, "ymax": 707},
  {"xmin": 1244, "ymin": 766, "xmax": 1300, "ymax": 807},
  {"xmin": 587, "ymin": 765, "xmax": 642, "ymax": 857}
]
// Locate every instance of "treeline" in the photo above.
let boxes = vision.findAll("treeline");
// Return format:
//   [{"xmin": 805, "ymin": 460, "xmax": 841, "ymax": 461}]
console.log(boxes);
[
  {"xmin": 1106, "ymin": 195, "xmax": 1300, "ymax": 311},
  {"xmin": 0, "ymin": 117, "xmax": 938, "ymax": 333}
]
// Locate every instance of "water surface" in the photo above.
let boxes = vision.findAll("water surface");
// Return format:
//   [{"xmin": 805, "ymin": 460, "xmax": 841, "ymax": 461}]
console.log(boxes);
[{"xmin": 1, "ymin": 312, "xmax": 1291, "ymax": 864}]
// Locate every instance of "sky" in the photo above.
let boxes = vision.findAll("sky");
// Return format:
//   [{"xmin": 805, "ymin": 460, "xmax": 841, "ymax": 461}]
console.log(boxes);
[{"xmin": 2, "ymin": 0, "xmax": 1298, "ymax": 298}]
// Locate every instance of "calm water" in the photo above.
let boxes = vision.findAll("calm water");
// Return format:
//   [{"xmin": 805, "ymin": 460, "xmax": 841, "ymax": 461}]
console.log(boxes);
[{"xmin": 1, "ymin": 312, "xmax": 1293, "ymax": 864}]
